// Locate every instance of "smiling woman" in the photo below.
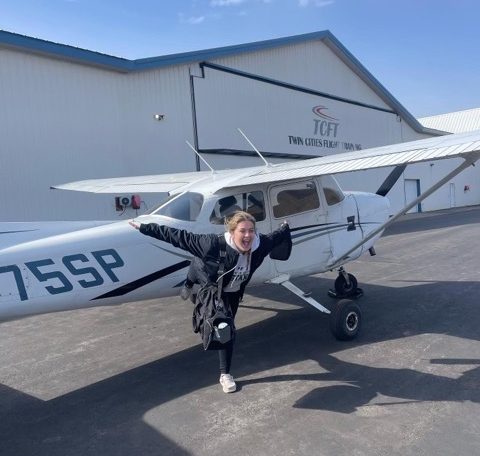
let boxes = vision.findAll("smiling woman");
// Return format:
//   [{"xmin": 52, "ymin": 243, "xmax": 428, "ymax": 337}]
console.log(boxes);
[{"xmin": 129, "ymin": 211, "xmax": 291, "ymax": 393}]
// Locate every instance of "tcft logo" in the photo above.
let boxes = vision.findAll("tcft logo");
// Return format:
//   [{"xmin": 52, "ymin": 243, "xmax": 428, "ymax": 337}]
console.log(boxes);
[{"xmin": 312, "ymin": 105, "xmax": 339, "ymax": 138}]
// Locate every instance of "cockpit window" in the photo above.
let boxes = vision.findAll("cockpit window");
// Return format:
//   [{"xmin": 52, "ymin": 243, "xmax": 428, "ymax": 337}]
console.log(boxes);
[
  {"xmin": 210, "ymin": 195, "xmax": 242, "ymax": 224},
  {"xmin": 320, "ymin": 175, "xmax": 345, "ymax": 205},
  {"xmin": 210, "ymin": 191, "xmax": 266, "ymax": 224},
  {"xmin": 246, "ymin": 191, "xmax": 265, "ymax": 221},
  {"xmin": 151, "ymin": 192, "xmax": 204, "ymax": 221},
  {"xmin": 272, "ymin": 181, "xmax": 320, "ymax": 218}
]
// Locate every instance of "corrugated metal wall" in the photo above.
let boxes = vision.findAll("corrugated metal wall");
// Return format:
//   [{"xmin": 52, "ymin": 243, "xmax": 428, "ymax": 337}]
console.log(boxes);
[
  {"xmin": 213, "ymin": 41, "xmax": 392, "ymax": 108},
  {"xmin": 0, "ymin": 48, "xmax": 195, "ymax": 221}
]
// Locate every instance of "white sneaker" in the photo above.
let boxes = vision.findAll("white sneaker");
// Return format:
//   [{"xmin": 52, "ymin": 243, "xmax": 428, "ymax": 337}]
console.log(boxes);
[{"xmin": 219, "ymin": 373, "xmax": 236, "ymax": 393}]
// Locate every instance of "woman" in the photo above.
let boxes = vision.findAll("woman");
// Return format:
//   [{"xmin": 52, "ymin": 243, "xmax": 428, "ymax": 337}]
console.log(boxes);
[{"xmin": 130, "ymin": 211, "xmax": 290, "ymax": 393}]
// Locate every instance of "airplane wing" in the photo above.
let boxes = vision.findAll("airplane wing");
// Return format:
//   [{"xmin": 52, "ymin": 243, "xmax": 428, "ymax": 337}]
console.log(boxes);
[
  {"xmin": 51, "ymin": 170, "xmax": 224, "ymax": 194},
  {"xmin": 51, "ymin": 129, "xmax": 480, "ymax": 194},
  {"xmin": 225, "ymin": 129, "xmax": 480, "ymax": 188}
]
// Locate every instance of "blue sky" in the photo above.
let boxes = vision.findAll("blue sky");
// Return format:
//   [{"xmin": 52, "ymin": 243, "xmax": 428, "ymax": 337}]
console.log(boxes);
[{"xmin": 1, "ymin": 0, "xmax": 478, "ymax": 118}]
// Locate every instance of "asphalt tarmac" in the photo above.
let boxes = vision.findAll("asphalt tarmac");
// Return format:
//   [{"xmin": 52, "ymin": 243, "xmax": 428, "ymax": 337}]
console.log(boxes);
[{"xmin": 1, "ymin": 205, "xmax": 480, "ymax": 456}]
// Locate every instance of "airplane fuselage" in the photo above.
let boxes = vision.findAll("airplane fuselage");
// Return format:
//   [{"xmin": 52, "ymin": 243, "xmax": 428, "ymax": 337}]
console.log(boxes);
[{"xmin": 0, "ymin": 176, "xmax": 389, "ymax": 320}]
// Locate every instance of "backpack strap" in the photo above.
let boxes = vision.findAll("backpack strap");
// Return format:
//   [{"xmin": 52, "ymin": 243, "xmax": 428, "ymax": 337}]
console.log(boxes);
[{"xmin": 216, "ymin": 234, "xmax": 227, "ymax": 302}]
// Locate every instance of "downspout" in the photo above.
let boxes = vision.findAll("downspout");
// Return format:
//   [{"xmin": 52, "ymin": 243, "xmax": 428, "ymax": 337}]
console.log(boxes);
[{"xmin": 189, "ymin": 67, "xmax": 201, "ymax": 171}]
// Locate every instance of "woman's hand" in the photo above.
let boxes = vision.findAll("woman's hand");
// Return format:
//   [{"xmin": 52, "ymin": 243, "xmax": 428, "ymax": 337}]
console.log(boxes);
[{"xmin": 129, "ymin": 220, "xmax": 141, "ymax": 230}]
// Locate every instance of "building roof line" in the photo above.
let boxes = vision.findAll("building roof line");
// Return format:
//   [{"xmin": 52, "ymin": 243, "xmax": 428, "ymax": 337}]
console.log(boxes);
[
  {"xmin": 319, "ymin": 33, "xmax": 438, "ymax": 136},
  {"xmin": 0, "ymin": 29, "xmax": 333, "ymax": 71},
  {"xmin": 0, "ymin": 29, "xmax": 132, "ymax": 72},
  {"xmin": 0, "ymin": 29, "xmax": 436, "ymax": 135}
]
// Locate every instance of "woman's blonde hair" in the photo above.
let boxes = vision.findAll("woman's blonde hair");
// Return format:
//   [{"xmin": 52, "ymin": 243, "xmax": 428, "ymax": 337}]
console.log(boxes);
[{"xmin": 225, "ymin": 211, "xmax": 256, "ymax": 232}]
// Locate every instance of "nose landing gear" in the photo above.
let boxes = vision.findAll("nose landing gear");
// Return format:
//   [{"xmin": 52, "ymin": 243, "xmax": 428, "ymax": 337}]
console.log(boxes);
[
  {"xmin": 328, "ymin": 267, "xmax": 363, "ymax": 340},
  {"xmin": 328, "ymin": 267, "xmax": 362, "ymax": 299},
  {"xmin": 335, "ymin": 266, "xmax": 357, "ymax": 295},
  {"xmin": 270, "ymin": 270, "xmax": 364, "ymax": 341}
]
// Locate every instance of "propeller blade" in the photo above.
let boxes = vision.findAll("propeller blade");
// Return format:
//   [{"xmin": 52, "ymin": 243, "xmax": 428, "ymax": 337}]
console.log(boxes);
[{"xmin": 376, "ymin": 165, "xmax": 406, "ymax": 196}]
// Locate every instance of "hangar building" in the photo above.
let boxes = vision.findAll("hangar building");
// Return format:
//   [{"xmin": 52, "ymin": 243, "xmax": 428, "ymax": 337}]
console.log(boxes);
[
  {"xmin": 419, "ymin": 108, "xmax": 480, "ymax": 134},
  {"xmin": 1, "ymin": 30, "xmax": 478, "ymax": 221}
]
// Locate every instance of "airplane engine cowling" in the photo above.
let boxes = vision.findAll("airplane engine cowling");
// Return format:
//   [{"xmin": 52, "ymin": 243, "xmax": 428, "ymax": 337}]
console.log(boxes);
[{"xmin": 350, "ymin": 191, "xmax": 390, "ymax": 250}]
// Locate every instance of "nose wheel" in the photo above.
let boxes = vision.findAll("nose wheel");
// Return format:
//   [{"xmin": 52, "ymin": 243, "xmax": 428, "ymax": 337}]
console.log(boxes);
[{"xmin": 334, "ymin": 267, "xmax": 358, "ymax": 297}]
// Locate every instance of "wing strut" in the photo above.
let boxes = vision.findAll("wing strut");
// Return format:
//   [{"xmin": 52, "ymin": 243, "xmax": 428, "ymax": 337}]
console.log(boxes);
[
  {"xmin": 328, "ymin": 154, "xmax": 480, "ymax": 269},
  {"xmin": 268, "ymin": 274, "xmax": 331, "ymax": 314},
  {"xmin": 376, "ymin": 165, "xmax": 407, "ymax": 196}
]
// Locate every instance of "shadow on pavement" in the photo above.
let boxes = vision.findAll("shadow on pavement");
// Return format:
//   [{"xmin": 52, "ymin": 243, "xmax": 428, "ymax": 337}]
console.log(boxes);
[
  {"xmin": 2, "ymin": 205, "xmax": 480, "ymax": 454},
  {"xmin": 2, "ymin": 275, "xmax": 480, "ymax": 454}
]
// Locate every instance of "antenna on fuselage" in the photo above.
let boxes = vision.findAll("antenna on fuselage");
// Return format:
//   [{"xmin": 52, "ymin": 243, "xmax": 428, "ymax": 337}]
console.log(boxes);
[
  {"xmin": 185, "ymin": 140, "xmax": 215, "ymax": 172},
  {"xmin": 237, "ymin": 128, "xmax": 271, "ymax": 167}
]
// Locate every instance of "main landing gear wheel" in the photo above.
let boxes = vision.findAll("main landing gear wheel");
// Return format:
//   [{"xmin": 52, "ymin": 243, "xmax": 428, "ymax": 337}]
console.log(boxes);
[
  {"xmin": 334, "ymin": 272, "xmax": 358, "ymax": 296},
  {"xmin": 330, "ymin": 299, "xmax": 362, "ymax": 341}
]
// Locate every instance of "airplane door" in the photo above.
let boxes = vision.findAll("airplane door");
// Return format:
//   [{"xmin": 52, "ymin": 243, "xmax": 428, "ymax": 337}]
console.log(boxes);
[
  {"xmin": 317, "ymin": 175, "xmax": 364, "ymax": 265},
  {"xmin": 268, "ymin": 179, "xmax": 331, "ymax": 276},
  {"xmin": 326, "ymin": 192, "xmax": 364, "ymax": 264}
]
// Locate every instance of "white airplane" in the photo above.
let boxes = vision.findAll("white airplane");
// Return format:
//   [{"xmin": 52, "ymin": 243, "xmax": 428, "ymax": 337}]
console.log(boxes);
[{"xmin": 1, "ymin": 130, "xmax": 479, "ymax": 341}]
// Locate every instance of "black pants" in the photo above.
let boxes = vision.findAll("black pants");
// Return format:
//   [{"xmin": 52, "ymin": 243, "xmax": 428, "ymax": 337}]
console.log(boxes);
[{"xmin": 219, "ymin": 292, "xmax": 240, "ymax": 375}]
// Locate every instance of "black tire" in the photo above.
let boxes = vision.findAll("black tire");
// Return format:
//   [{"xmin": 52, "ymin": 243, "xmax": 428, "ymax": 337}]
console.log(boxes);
[
  {"xmin": 330, "ymin": 299, "xmax": 362, "ymax": 341},
  {"xmin": 334, "ymin": 273, "xmax": 358, "ymax": 295}
]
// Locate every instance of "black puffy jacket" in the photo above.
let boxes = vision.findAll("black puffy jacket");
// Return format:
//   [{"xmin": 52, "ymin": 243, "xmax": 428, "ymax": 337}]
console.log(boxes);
[{"xmin": 139, "ymin": 223, "xmax": 291, "ymax": 298}]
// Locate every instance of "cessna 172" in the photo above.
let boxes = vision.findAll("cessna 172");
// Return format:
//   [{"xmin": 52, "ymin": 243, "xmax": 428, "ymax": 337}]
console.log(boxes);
[{"xmin": 1, "ymin": 129, "xmax": 479, "ymax": 340}]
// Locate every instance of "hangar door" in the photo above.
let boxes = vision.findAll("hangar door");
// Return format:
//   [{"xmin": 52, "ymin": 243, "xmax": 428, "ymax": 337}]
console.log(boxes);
[{"xmin": 404, "ymin": 179, "xmax": 421, "ymax": 213}]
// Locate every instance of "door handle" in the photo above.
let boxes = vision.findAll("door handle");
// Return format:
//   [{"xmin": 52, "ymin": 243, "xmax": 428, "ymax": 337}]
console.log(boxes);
[{"xmin": 347, "ymin": 215, "xmax": 356, "ymax": 231}]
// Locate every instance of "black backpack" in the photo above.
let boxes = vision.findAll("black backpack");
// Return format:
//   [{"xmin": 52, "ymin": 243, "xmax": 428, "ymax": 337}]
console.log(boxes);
[{"xmin": 192, "ymin": 236, "xmax": 235, "ymax": 350}]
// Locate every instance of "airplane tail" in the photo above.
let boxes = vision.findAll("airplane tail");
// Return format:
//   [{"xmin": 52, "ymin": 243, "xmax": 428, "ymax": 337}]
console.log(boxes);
[{"xmin": 0, "ymin": 221, "xmax": 113, "ymax": 252}]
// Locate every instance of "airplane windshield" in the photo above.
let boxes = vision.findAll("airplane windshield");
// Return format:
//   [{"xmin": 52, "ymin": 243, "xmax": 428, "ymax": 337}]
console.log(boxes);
[
  {"xmin": 320, "ymin": 175, "xmax": 345, "ymax": 205},
  {"xmin": 150, "ymin": 192, "xmax": 204, "ymax": 221}
]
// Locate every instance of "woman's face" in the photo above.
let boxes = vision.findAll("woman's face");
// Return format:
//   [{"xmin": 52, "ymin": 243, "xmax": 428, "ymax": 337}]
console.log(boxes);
[{"xmin": 231, "ymin": 220, "xmax": 255, "ymax": 252}]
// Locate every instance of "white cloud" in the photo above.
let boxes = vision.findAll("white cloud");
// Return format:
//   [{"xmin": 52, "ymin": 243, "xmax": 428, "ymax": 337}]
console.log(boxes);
[
  {"xmin": 210, "ymin": 0, "xmax": 246, "ymax": 6},
  {"xmin": 178, "ymin": 13, "xmax": 206, "ymax": 24},
  {"xmin": 188, "ymin": 16, "xmax": 206, "ymax": 24},
  {"xmin": 298, "ymin": 0, "xmax": 334, "ymax": 6}
]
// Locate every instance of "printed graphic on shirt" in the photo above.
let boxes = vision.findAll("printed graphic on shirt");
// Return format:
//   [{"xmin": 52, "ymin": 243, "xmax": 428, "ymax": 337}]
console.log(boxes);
[{"xmin": 227, "ymin": 253, "xmax": 251, "ymax": 291}]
